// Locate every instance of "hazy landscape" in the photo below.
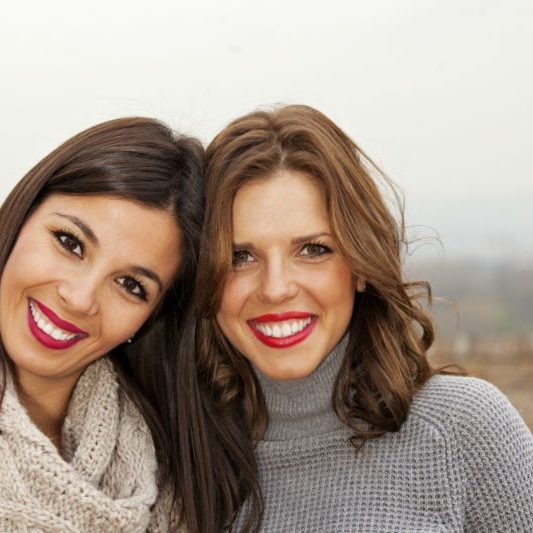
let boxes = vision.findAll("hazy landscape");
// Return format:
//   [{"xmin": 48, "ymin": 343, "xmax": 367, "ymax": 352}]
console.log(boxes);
[{"xmin": 408, "ymin": 259, "xmax": 533, "ymax": 428}]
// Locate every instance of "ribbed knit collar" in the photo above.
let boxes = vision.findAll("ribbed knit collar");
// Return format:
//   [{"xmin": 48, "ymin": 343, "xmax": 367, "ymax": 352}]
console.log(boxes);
[{"xmin": 254, "ymin": 336, "xmax": 348, "ymax": 441}]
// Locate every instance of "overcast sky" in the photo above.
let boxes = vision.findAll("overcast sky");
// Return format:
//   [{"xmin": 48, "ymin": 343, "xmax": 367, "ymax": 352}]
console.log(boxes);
[{"xmin": 1, "ymin": 0, "xmax": 531, "ymax": 262}]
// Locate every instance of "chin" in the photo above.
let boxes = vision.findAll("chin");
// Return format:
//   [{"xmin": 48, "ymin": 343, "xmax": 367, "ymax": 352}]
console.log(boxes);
[
  {"xmin": 275, "ymin": 370, "xmax": 313, "ymax": 381},
  {"xmin": 261, "ymin": 359, "xmax": 321, "ymax": 382}
]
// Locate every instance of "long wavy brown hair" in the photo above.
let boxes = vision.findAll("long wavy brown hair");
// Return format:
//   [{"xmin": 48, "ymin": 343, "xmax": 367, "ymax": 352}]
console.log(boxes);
[
  {"xmin": 194, "ymin": 104, "xmax": 451, "ymax": 531},
  {"xmin": 0, "ymin": 117, "xmax": 206, "ymax": 530}
]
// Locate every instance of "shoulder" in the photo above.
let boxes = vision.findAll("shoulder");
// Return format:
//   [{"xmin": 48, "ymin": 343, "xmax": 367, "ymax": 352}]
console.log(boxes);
[
  {"xmin": 410, "ymin": 374, "xmax": 525, "ymax": 432},
  {"xmin": 411, "ymin": 375, "xmax": 518, "ymax": 424},
  {"xmin": 408, "ymin": 374, "xmax": 532, "ymax": 466},
  {"xmin": 406, "ymin": 375, "xmax": 533, "ymax": 529}
]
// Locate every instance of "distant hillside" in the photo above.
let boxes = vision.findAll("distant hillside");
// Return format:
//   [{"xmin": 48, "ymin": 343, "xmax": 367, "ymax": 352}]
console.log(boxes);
[{"xmin": 405, "ymin": 259, "xmax": 533, "ymax": 341}]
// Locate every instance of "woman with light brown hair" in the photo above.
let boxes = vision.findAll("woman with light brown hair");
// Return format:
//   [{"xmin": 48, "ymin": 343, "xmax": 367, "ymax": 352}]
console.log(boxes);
[{"xmin": 191, "ymin": 105, "xmax": 533, "ymax": 532}]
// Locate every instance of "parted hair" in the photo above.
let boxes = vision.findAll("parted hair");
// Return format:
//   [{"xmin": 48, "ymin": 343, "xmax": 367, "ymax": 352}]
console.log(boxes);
[
  {"xmin": 195, "ymin": 104, "xmax": 444, "ymax": 531},
  {"xmin": 0, "ymin": 117, "xmax": 205, "ymax": 529}
]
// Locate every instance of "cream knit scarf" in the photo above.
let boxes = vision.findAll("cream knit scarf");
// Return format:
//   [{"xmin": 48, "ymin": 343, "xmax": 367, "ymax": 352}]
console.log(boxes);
[{"xmin": 0, "ymin": 357, "xmax": 172, "ymax": 533}]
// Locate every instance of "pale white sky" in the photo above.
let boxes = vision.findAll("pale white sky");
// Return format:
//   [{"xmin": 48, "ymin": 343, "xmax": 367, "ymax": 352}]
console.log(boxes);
[{"xmin": 1, "ymin": 0, "xmax": 532, "ymax": 260}]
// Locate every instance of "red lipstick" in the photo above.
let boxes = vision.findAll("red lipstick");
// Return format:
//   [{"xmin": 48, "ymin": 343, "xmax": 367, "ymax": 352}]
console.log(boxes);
[
  {"xmin": 251, "ymin": 311, "xmax": 314, "ymax": 323},
  {"xmin": 247, "ymin": 311, "xmax": 317, "ymax": 349},
  {"xmin": 27, "ymin": 298, "xmax": 88, "ymax": 350}
]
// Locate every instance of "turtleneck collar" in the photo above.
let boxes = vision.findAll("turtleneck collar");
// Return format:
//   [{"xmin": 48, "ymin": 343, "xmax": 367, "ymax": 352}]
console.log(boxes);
[{"xmin": 254, "ymin": 336, "xmax": 348, "ymax": 442}]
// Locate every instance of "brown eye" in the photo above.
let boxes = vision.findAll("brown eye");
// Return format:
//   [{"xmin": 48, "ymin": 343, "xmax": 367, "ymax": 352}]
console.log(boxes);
[
  {"xmin": 116, "ymin": 276, "xmax": 147, "ymax": 301},
  {"xmin": 54, "ymin": 231, "xmax": 84, "ymax": 258}
]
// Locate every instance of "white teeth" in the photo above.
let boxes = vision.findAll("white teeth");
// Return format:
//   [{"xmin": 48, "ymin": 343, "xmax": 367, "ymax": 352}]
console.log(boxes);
[
  {"xmin": 253, "ymin": 317, "xmax": 314, "ymax": 339},
  {"xmin": 50, "ymin": 329, "xmax": 63, "ymax": 341},
  {"xmin": 281, "ymin": 323, "xmax": 292, "ymax": 337},
  {"xmin": 29, "ymin": 300, "xmax": 79, "ymax": 342}
]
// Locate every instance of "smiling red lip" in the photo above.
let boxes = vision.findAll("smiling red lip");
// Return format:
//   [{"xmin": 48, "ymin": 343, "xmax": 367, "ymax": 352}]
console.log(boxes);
[
  {"xmin": 247, "ymin": 311, "xmax": 317, "ymax": 348},
  {"xmin": 249, "ymin": 311, "xmax": 315, "ymax": 323},
  {"xmin": 31, "ymin": 298, "xmax": 87, "ymax": 334},
  {"xmin": 27, "ymin": 298, "xmax": 88, "ymax": 350}
]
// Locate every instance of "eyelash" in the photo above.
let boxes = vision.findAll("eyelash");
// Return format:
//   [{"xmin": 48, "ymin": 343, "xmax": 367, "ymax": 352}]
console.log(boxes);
[
  {"xmin": 51, "ymin": 229, "xmax": 148, "ymax": 301},
  {"xmin": 232, "ymin": 249, "xmax": 254, "ymax": 268},
  {"xmin": 53, "ymin": 228, "xmax": 85, "ymax": 258},
  {"xmin": 298, "ymin": 241, "xmax": 332, "ymax": 258},
  {"xmin": 116, "ymin": 276, "xmax": 148, "ymax": 301},
  {"xmin": 231, "ymin": 241, "xmax": 333, "ymax": 268}
]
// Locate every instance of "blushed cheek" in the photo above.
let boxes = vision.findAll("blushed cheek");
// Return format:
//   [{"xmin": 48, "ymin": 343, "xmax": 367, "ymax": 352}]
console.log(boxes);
[
  {"xmin": 215, "ymin": 312, "xmax": 240, "ymax": 355},
  {"xmin": 4, "ymin": 233, "xmax": 58, "ymax": 293},
  {"xmin": 315, "ymin": 265, "xmax": 355, "ymax": 319},
  {"xmin": 219, "ymin": 276, "xmax": 253, "ymax": 320},
  {"xmin": 216, "ymin": 291, "xmax": 240, "ymax": 334},
  {"xmin": 1, "ymin": 251, "xmax": 30, "ymax": 308},
  {"xmin": 217, "ymin": 282, "xmax": 251, "ymax": 348}
]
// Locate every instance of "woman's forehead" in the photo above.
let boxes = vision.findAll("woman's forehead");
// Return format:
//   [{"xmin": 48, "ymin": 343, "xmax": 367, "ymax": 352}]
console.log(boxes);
[{"xmin": 231, "ymin": 172, "xmax": 330, "ymax": 242}]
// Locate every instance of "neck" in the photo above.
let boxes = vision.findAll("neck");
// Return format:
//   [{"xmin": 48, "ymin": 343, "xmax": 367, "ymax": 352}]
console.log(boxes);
[
  {"xmin": 15, "ymin": 369, "xmax": 80, "ymax": 449},
  {"xmin": 254, "ymin": 336, "xmax": 348, "ymax": 441}
]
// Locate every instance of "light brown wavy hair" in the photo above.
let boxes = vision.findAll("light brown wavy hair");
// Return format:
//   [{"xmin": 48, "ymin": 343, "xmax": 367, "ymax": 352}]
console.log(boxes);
[{"xmin": 196, "ymin": 104, "xmax": 448, "ymax": 531}]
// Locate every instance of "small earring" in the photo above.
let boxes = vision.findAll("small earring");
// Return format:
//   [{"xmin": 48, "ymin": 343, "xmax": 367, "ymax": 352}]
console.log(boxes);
[
  {"xmin": 356, "ymin": 279, "xmax": 366, "ymax": 293},
  {"xmin": 127, "ymin": 336, "xmax": 133, "ymax": 344}
]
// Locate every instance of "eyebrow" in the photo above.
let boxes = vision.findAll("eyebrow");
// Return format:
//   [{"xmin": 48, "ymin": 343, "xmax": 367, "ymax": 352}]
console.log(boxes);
[
  {"xmin": 52, "ymin": 212, "xmax": 163, "ymax": 294},
  {"xmin": 233, "ymin": 232, "xmax": 333, "ymax": 249},
  {"xmin": 130, "ymin": 265, "xmax": 163, "ymax": 294},
  {"xmin": 52, "ymin": 213, "xmax": 98, "ymax": 245},
  {"xmin": 291, "ymin": 232, "xmax": 333, "ymax": 246}
]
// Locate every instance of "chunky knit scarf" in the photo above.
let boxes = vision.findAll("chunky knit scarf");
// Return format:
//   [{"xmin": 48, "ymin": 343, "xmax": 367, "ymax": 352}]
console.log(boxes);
[{"xmin": 0, "ymin": 358, "xmax": 176, "ymax": 533}]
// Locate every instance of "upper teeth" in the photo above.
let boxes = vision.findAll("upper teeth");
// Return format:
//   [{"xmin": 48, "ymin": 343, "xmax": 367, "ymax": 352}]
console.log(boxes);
[
  {"xmin": 29, "ymin": 301, "xmax": 79, "ymax": 342},
  {"xmin": 253, "ymin": 317, "xmax": 313, "ymax": 338}
]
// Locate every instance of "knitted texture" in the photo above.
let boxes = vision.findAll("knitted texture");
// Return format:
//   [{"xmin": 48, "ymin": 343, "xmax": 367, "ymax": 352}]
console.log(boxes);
[
  {"xmin": 234, "ymin": 344, "xmax": 533, "ymax": 532},
  {"xmin": 0, "ymin": 358, "xmax": 177, "ymax": 533}
]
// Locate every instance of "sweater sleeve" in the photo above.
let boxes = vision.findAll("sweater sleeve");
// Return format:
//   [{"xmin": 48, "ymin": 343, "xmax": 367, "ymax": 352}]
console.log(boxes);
[{"xmin": 454, "ymin": 378, "xmax": 533, "ymax": 532}]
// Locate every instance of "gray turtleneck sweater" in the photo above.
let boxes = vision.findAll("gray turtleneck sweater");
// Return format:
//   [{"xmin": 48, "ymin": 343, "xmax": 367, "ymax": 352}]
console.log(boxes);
[{"xmin": 233, "ymin": 342, "xmax": 533, "ymax": 532}]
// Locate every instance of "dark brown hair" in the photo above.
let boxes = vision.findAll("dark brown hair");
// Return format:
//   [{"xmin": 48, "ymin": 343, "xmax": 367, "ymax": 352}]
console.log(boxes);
[
  {"xmin": 195, "ymin": 104, "xmax": 447, "ymax": 531},
  {"xmin": 0, "ymin": 117, "xmax": 205, "ymax": 527}
]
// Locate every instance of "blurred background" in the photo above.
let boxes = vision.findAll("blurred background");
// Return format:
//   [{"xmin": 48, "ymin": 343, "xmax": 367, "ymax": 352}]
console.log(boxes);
[{"xmin": 1, "ymin": 0, "xmax": 531, "ymax": 426}]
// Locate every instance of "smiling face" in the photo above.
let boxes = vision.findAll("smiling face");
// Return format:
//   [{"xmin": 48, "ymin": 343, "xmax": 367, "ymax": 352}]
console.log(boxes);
[
  {"xmin": 216, "ymin": 171, "xmax": 356, "ymax": 381},
  {"xmin": 0, "ymin": 193, "xmax": 181, "ymax": 391}
]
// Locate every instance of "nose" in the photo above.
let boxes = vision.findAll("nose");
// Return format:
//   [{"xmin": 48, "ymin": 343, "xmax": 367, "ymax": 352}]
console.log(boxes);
[
  {"xmin": 56, "ymin": 275, "xmax": 100, "ymax": 317},
  {"xmin": 257, "ymin": 257, "xmax": 298, "ymax": 305}
]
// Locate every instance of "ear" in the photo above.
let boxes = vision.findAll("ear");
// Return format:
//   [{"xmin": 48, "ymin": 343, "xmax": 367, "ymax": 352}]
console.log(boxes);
[{"xmin": 356, "ymin": 278, "xmax": 366, "ymax": 293}]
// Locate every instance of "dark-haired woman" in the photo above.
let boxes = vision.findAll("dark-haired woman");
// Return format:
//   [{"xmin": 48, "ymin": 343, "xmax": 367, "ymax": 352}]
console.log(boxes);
[
  {"xmin": 0, "ymin": 117, "xmax": 203, "ymax": 531},
  {"xmin": 193, "ymin": 105, "xmax": 533, "ymax": 532}
]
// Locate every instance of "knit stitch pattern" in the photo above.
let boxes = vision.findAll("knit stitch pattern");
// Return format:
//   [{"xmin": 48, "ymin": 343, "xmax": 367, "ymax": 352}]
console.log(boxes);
[
  {"xmin": 0, "ymin": 358, "xmax": 175, "ymax": 532},
  {"xmin": 233, "ymin": 344, "xmax": 533, "ymax": 532}
]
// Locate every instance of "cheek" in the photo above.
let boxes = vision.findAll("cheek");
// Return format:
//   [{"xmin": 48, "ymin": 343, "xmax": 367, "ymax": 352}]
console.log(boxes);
[
  {"xmin": 311, "ymin": 262, "xmax": 355, "ymax": 314},
  {"xmin": 98, "ymin": 302, "xmax": 153, "ymax": 347},
  {"xmin": 218, "ymin": 274, "xmax": 254, "ymax": 319},
  {"xmin": 1, "ymin": 233, "xmax": 53, "ymax": 301},
  {"xmin": 216, "ymin": 277, "xmax": 254, "ymax": 345}
]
